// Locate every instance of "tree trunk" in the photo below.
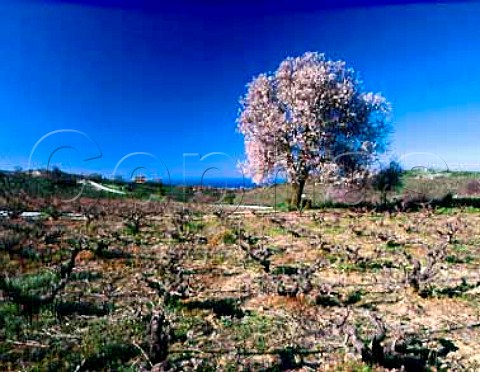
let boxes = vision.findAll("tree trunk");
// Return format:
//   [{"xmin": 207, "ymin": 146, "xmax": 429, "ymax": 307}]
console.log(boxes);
[{"xmin": 290, "ymin": 178, "xmax": 306, "ymax": 210}]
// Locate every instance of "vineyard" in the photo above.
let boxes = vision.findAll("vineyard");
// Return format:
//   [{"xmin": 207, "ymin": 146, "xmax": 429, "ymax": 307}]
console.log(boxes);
[
  {"xmin": 1, "ymin": 1, "xmax": 479, "ymax": 370},
  {"xmin": 1, "ymin": 192, "xmax": 480, "ymax": 371}
]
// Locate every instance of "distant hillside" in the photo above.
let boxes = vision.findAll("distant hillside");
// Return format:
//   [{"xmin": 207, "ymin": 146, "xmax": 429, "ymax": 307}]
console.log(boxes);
[{"xmin": 3, "ymin": 169, "xmax": 480, "ymax": 209}]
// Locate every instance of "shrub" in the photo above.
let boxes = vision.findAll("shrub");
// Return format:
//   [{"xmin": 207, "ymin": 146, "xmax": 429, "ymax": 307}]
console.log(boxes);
[
  {"xmin": 372, "ymin": 161, "xmax": 403, "ymax": 205},
  {"xmin": 462, "ymin": 179, "xmax": 480, "ymax": 196}
]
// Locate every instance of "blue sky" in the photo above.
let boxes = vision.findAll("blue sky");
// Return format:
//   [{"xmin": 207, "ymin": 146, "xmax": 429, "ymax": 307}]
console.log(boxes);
[{"xmin": 1, "ymin": 0, "xmax": 479, "ymax": 182}]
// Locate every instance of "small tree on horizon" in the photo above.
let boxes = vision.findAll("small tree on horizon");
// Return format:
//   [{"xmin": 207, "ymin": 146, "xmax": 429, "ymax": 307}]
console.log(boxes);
[
  {"xmin": 372, "ymin": 160, "xmax": 403, "ymax": 206},
  {"xmin": 237, "ymin": 52, "xmax": 391, "ymax": 208}
]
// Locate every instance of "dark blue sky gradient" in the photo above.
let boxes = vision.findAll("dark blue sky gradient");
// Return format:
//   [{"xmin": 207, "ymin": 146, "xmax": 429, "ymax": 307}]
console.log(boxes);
[{"xmin": 1, "ymin": 0, "xmax": 479, "ymax": 182}]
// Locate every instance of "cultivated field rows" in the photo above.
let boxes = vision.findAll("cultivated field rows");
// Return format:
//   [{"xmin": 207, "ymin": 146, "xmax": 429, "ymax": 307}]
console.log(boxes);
[{"xmin": 1, "ymin": 200, "xmax": 480, "ymax": 371}]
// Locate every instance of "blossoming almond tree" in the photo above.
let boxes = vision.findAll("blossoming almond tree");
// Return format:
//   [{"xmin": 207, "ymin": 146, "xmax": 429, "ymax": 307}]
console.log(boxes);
[{"xmin": 237, "ymin": 52, "xmax": 391, "ymax": 208}]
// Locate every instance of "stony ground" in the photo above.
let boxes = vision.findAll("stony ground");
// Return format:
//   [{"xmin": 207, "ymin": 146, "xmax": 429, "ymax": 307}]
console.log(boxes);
[{"xmin": 1, "ymin": 200, "xmax": 480, "ymax": 371}]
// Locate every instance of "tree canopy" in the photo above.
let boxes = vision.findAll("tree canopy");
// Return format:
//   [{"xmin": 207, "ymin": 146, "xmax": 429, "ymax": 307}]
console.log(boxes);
[{"xmin": 237, "ymin": 52, "xmax": 392, "ymax": 207}]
